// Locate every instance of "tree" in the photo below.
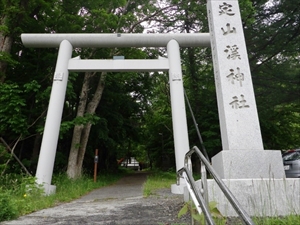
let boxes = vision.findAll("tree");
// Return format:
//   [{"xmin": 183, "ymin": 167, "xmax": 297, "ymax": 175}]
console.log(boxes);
[
  {"xmin": 141, "ymin": 0, "xmax": 300, "ymax": 166},
  {"xmin": 0, "ymin": 0, "xmax": 56, "ymax": 83},
  {"xmin": 244, "ymin": 0, "xmax": 300, "ymax": 149},
  {"xmin": 142, "ymin": 72, "xmax": 175, "ymax": 169},
  {"xmin": 66, "ymin": 0, "xmax": 166, "ymax": 178},
  {"xmin": 1, "ymin": 0, "xmax": 299, "ymax": 176},
  {"xmin": 0, "ymin": 0, "xmax": 59, "ymax": 173}
]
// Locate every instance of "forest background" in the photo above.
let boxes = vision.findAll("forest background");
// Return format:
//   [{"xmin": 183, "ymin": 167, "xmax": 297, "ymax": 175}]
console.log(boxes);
[{"xmin": 0, "ymin": 0, "xmax": 299, "ymax": 178}]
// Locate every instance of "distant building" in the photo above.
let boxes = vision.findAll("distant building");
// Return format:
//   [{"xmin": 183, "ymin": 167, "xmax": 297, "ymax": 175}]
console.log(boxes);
[{"xmin": 120, "ymin": 157, "xmax": 140, "ymax": 170}]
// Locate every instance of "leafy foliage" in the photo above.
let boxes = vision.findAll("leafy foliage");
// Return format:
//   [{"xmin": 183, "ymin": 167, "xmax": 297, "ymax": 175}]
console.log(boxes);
[
  {"xmin": 0, "ymin": 83, "xmax": 27, "ymax": 136},
  {"xmin": 59, "ymin": 114, "xmax": 101, "ymax": 139},
  {"xmin": 0, "ymin": 0, "xmax": 299, "ymax": 176},
  {"xmin": 0, "ymin": 190, "xmax": 18, "ymax": 221},
  {"xmin": 178, "ymin": 200, "xmax": 224, "ymax": 224},
  {"xmin": 245, "ymin": 0, "xmax": 300, "ymax": 149}
]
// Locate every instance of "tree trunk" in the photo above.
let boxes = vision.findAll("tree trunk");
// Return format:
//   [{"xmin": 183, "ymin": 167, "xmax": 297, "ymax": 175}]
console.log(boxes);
[
  {"xmin": 67, "ymin": 71, "xmax": 106, "ymax": 178},
  {"xmin": 66, "ymin": 1, "xmax": 133, "ymax": 179},
  {"xmin": 67, "ymin": 71, "xmax": 93, "ymax": 178},
  {"xmin": 31, "ymin": 133, "xmax": 42, "ymax": 161},
  {"xmin": 0, "ymin": 15, "xmax": 13, "ymax": 83}
]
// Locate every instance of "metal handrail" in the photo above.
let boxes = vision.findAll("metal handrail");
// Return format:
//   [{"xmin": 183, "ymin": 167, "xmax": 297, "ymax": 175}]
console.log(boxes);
[
  {"xmin": 177, "ymin": 146, "xmax": 255, "ymax": 225},
  {"xmin": 178, "ymin": 167, "xmax": 215, "ymax": 225}
]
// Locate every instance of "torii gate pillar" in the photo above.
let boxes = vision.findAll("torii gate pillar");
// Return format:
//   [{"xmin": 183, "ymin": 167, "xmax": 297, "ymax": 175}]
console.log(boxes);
[
  {"xmin": 35, "ymin": 40, "xmax": 73, "ymax": 194},
  {"xmin": 167, "ymin": 40, "xmax": 191, "ymax": 194}
]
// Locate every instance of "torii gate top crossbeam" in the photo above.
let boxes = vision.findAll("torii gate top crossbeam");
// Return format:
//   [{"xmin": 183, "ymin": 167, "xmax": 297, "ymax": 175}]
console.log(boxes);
[{"xmin": 21, "ymin": 33, "xmax": 210, "ymax": 48}]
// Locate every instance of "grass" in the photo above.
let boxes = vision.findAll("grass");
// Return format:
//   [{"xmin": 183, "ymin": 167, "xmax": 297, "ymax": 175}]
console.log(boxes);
[
  {"xmin": 142, "ymin": 169, "xmax": 177, "ymax": 197},
  {"xmin": 0, "ymin": 171, "xmax": 125, "ymax": 222}
]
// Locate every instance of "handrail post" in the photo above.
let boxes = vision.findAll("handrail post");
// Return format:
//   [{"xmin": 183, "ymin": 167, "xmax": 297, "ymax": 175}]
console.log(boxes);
[{"xmin": 201, "ymin": 161, "xmax": 209, "ymax": 208}]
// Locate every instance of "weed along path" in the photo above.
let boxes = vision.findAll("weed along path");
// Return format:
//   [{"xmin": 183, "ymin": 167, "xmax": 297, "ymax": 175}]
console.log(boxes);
[{"xmin": 1, "ymin": 171, "xmax": 190, "ymax": 225}]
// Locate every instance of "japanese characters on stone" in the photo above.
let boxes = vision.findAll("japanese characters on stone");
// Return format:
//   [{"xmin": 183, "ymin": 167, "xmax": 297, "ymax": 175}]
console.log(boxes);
[{"xmin": 218, "ymin": 1, "xmax": 249, "ymax": 109}]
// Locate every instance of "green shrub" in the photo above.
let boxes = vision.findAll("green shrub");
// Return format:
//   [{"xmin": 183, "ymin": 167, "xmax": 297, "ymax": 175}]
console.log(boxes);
[
  {"xmin": 0, "ymin": 190, "xmax": 18, "ymax": 221},
  {"xmin": 0, "ymin": 144, "xmax": 11, "ymax": 175}
]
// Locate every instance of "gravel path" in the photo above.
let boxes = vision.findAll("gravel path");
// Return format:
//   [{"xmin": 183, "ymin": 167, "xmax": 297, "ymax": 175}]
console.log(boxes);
[{"xmin": 1, "ymin": 172, "xmax": 191, "ymax": 225}]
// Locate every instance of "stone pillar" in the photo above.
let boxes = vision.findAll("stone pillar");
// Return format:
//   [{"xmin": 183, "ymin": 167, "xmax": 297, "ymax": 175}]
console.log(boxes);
[{"xmin": 207, "ymin": 0, "xmax": 285, "ymax": 179}]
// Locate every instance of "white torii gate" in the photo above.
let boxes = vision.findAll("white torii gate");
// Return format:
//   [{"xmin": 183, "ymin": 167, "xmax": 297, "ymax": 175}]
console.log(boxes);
[{"xmin": 21, "ymin": 33, "xmax": 210, "ymax": 195}]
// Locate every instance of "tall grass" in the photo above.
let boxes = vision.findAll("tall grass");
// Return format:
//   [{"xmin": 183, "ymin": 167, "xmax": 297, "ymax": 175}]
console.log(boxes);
[{"xmin": 0, "ymin": 172, "xmax": 123, "ymax": 222}]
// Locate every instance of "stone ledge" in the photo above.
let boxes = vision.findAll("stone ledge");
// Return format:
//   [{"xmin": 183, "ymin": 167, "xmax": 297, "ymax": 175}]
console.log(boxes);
[{"xmin": 212, "ymin": 150, "xmax": 285, "ymax": 179}]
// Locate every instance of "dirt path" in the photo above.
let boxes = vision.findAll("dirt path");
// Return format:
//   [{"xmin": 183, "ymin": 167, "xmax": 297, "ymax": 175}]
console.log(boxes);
[{"xmin": 1, "ymin": 171, "xmax": 190, "ymax": 225}]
